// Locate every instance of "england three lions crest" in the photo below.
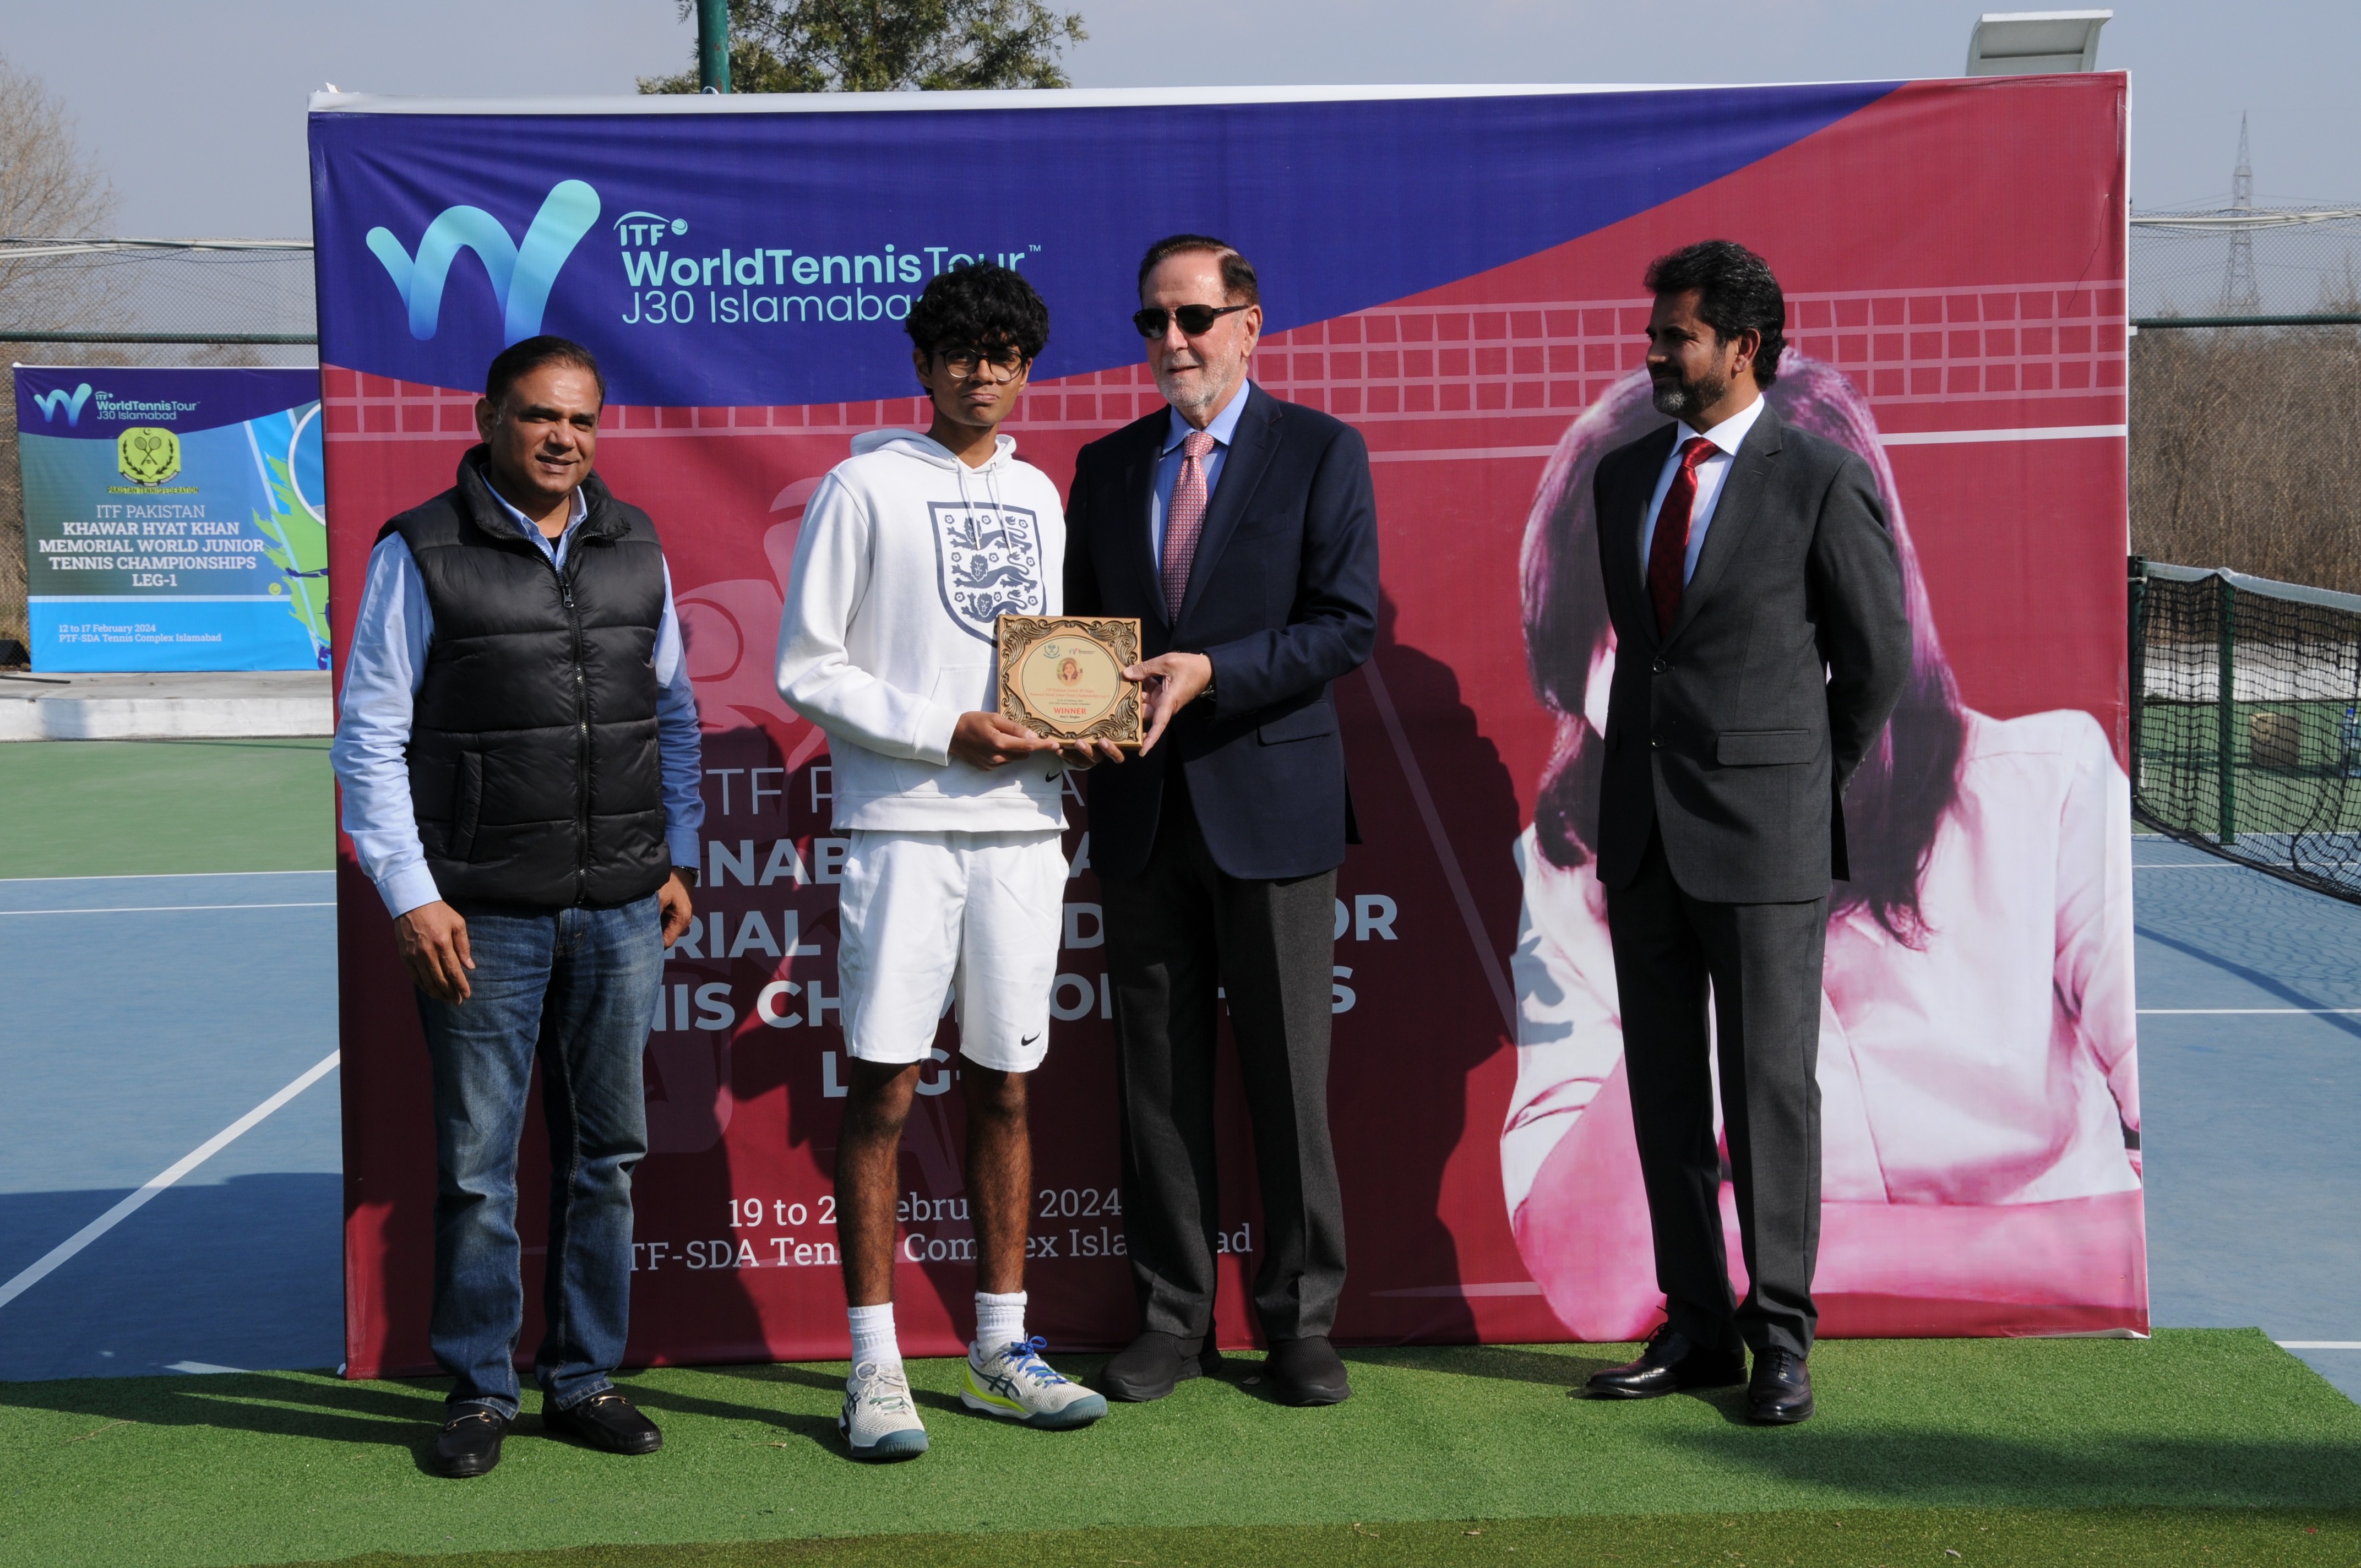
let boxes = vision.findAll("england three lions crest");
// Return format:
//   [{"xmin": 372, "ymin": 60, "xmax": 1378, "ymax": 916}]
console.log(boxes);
[{"xmin": 929, "ymin": 501, "xmax": 1046, "ymax": 641}]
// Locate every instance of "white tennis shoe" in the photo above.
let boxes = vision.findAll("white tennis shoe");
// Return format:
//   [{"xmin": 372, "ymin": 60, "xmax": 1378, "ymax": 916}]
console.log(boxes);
[
  {"xmin": 840, "ymin": 1360, "xmax": 929, "ymax": 1460},
  {"xmin": 961, "ymin": 1336, "xmax": 1109, "ymax": 1429}
]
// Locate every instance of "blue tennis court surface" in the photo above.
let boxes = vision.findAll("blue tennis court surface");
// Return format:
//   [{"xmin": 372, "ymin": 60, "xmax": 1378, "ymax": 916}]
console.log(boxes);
[{"xmin": 1, "ymin": 846, "xmax": 2356, "ymax": 1398}]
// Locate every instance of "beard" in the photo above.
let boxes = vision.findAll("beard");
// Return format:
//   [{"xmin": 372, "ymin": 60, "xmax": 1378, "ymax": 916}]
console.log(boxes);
[
  {"xmin": 1156, "ymin": 353, "xmax": 1244, "ymax": 421},
  {"xmin": 1651, "ymin": 366, "xmax": 1727, "ymax": 420}
]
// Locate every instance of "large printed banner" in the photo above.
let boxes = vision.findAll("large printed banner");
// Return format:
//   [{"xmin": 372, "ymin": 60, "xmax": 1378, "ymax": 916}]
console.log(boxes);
[
  {"xmin": 12, "ymin": 366, "xmax": 329, "ymax": 671},
  {"xmin": 312, "ymin": 78, "xmax": 2141, "ymax": 1379}
]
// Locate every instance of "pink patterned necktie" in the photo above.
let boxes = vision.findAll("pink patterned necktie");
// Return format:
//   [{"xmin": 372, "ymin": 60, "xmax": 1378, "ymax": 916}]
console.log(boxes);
[{"xmin": 1162, "ymin": 429, "xmax": 1217, "ymax": 621}]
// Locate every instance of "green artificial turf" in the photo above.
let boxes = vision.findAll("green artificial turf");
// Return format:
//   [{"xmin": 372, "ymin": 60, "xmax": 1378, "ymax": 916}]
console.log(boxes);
[
  {"xmin": 3, "ymin": 1332, "xmax": 2358, "ymax": 1568},
  {"xmin": 297, "ymin": 1508, "xmax": 2361, "ymax": 1568},
  {"xmin": 0, "ymin": 736, "xmax": 334, "ymax": 878}
]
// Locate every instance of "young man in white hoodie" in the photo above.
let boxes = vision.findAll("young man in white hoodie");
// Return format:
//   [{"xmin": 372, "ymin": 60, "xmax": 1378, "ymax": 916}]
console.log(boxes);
[{"xmin": 776, "ymin": 263, "xmax": 1107, "ymax": 1460}]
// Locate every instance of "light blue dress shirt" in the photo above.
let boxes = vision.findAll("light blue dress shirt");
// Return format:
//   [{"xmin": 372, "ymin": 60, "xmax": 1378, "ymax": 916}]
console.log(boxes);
[
  {"xmin": 1149, "ymin": 380, "xmax": 1253, "ymax": 589},
  {"xmin": 1637, "ymin": 392, "xmax": 1766, "ymax": 588},
  {"xmin": 330, "ymin": 481, "xmax": 705, "ymax": 918}
]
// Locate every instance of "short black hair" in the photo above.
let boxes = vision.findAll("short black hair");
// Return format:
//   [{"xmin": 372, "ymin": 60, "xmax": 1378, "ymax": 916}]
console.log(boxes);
[
  {"xmin": 1642, "ymin": 240, "xmax": 1786, "ymax": 385},
  {"xmin": 1136, "ymin": 234, "xmax": 1259, "ymax": 305},
  {"xmin": 905, "ymin": 263, "xmax": 1049, "ymax": 361},
  {"xmin": 485, "ymin": 335, "xmax": 605, "ymax": 409}
]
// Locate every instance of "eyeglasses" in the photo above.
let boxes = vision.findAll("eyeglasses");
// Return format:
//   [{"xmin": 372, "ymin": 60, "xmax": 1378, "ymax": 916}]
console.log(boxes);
[
  {"xmin": 1132, "ymin": 303, "xmax": 1251, "ymax": 339},
  {"xmin": 938, "ymin": 344, "xmax": 1029, "ymax": 379}
]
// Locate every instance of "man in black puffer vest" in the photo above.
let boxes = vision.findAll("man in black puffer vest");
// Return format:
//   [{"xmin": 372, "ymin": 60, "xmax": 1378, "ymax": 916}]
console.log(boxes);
[{"xmin": 331, "ymin": 337, "xmax": 703, "ymax": 1479}]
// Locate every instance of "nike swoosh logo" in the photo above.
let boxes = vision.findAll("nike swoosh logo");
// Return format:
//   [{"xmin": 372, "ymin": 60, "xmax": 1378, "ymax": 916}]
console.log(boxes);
[{"xmin": 1021, "ymin": 1034, "xmax": 1041, "ymax": 1047}]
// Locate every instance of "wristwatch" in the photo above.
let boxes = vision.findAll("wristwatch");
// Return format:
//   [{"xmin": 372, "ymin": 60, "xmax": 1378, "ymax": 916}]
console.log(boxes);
[{"xmin": 672, "ymin": 865, "xmax": 700, "ymax": 888}]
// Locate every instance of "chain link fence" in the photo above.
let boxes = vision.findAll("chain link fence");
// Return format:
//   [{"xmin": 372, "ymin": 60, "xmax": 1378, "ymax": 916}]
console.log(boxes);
[
  {"xmin": 0, "ymin": 239, "xmax": 316, "ymax": 652},
  {"xmin": 2130, "ymin": 207, "xmax": 2361, "ymax": 320}
]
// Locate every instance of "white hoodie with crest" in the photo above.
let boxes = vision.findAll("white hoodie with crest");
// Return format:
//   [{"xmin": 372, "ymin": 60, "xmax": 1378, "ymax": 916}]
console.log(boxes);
[{"xmin": 775, "ymin": 428, "xmax": 1067, "ymax": 832}]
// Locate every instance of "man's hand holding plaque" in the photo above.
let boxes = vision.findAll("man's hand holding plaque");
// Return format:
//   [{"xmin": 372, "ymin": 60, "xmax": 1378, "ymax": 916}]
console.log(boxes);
[{"xmin": 997, "ymin": 616, "xmax": 1146, "ymax": 766}]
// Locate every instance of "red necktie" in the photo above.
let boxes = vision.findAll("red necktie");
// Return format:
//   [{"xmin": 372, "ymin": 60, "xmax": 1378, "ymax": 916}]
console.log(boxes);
[
  {"xmin": 1647, "ymin": 436, "xmax": 1717, "ymax": 636},
  {"xmin": 1162, "ymin": 429, "xmax": 1216, "ymax": 622}
]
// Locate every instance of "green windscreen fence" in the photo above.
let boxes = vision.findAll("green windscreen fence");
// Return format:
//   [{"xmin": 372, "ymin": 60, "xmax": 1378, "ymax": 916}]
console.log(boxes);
[{"xmin": 2131, "ymin": 559, "xmax": 2361, "ymax": 902}]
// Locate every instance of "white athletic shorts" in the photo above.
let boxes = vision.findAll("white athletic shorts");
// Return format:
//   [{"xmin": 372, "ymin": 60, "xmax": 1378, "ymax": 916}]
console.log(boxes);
[{"xmin": 836, "ymin": 828, "xmax": 1067, "ymax": 1074}]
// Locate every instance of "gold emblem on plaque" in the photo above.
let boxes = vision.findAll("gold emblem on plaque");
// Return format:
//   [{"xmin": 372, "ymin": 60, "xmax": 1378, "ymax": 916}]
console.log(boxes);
[{"xmin": 997, "ymin": 615, "xmax": 1144, "ymax": 748}]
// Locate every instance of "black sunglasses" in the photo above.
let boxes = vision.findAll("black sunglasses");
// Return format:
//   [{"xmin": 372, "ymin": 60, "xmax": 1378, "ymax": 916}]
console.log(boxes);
[{"xmin": 1132, "ymin": 303, "xmax": 1251, "ymax": 339}]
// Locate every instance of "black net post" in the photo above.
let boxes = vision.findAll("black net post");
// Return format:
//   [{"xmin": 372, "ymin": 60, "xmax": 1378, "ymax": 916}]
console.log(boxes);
[{"xmin": 2217, "ymin": 578, "xmax": 2238, "ymax": 845}]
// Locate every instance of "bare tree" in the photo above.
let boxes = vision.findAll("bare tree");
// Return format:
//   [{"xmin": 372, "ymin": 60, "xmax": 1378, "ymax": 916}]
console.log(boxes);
[
  {"xmin": 2130, "ymin": 323, "xmax": 2361, "ymax": 594},
  {"xmin": 0, "ymin": 52, "xmax": 116, "ymax": 655}
]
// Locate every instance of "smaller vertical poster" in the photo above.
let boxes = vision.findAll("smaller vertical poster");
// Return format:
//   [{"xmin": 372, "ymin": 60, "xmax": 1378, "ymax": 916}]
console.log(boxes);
[{"xmin": 13, "ymin": 365, "xmax": 329, "ymax": 671}]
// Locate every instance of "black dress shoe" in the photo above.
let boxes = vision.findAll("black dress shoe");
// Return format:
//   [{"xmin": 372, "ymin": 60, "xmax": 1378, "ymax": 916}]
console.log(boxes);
[
  {"xmin": 544, "ymin": 1390, "xmax": 664, "ymax": 1454},
  {"xmin": 1101, "ymin": 1331, "xmax": 1221, "ymax": 1402},
  {"xmin": 431, "ymin": 1404, "xmax": 510, "ymax": 1478},
  {"xmin": 1585, "ymin": 1326, "xmax": 1747, "ymax": 1400},
  {"xmin": 1747, "ymin": 1348, "xmax": 1815, "ymax": 1424},
  {"xmin": 1264, "ymin": 1336, "xmax": 1352, "ymax": 1406}
]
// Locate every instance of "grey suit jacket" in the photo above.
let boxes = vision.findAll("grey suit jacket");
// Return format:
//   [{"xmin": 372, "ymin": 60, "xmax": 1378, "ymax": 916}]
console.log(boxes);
[{"xmin": 1592, "ymin": 402, "xmax": 1912, "ymax": 904}]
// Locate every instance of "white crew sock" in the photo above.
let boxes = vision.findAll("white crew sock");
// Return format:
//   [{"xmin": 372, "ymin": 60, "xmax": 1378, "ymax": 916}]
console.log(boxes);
[
  {"xmin": 848, "ymin": 1302, "xmax": 901, "ymax": 1376},
  {"xmin": 973, "ymin": 1290, "xmax": 1028, "ymax": 1355}
]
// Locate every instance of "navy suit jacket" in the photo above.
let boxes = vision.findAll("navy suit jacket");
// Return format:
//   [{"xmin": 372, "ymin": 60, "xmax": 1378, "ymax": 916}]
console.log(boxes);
[{"xmin": 1065, "ymin": 383, "xmax": 1380, "ymax": 882}]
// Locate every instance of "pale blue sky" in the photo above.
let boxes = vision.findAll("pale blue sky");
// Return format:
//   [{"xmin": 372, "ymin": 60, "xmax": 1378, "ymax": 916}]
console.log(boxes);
[{"xmin": 6, "ymin": 1, "xmax": 2352, "ymax": 237}]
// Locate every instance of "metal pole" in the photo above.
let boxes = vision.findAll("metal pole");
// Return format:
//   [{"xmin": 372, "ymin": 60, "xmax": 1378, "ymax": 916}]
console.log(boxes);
[
  {"xmin": 2127, "ymin": 556, "xmax": 2147, "ymax": 805},
  {"xmin": 698, "ymin": 0, "xmax": 731, "ymax": 92},
  {"xmin": 2218, "ymin": 576, "xmax": 2238, "ymax": 845}
]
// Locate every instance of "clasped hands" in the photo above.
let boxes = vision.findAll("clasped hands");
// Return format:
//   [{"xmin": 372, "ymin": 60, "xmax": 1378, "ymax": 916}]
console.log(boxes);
[{"xmin": 948, "ymin": 651, "xmax": 1211, "ymax": 772}]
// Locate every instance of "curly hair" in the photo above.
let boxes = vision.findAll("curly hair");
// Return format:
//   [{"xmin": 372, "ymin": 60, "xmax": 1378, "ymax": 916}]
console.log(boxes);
[{"xmin": 905, "ymin": 262, "xmax": 1050, "ymax": 362}]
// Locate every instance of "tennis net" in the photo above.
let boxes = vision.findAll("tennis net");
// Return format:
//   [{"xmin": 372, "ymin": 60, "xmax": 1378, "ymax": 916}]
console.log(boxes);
[{"xmin": 2131, "ymin": 558, "xmax": 2361, "ymax": 903}]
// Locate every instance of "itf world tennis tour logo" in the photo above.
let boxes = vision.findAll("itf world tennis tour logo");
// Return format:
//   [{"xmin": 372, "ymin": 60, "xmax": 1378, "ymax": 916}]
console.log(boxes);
[
  {"xmin": 31, "ymin": 382, "xmax": 94, "ymax": 427},
  {"xmin": 363, "ymin": 177, "xmax": 1042, "ymax": 346}
]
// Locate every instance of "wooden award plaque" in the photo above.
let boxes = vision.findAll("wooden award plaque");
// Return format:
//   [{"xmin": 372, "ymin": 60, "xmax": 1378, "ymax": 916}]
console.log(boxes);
[{"xmin": 996, "ymin": 615, "xmax": 1145, "ymax": 748}]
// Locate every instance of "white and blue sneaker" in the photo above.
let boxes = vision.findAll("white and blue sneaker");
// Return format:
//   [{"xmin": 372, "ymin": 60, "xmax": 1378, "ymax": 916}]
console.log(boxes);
[
  {"xmin": 961, "ymin": 1336, "xmax": 1109, "ymax": 1429},
  {"xmin": 840, "ymin": 1360, "xmax": 929, "ymax": 1461}
]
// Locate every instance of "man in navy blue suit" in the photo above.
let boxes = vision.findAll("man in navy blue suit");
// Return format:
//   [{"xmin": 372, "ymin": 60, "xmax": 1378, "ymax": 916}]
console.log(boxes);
[{"xmin": 1064, "ymin": 235, "xmax": 1380, "ymax": 1407}]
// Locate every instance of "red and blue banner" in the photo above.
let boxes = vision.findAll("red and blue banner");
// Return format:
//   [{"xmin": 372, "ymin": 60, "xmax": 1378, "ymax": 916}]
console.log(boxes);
[
  {"xmin": 312, "ymin": 78, "xmax": 2141, "ymax": 1380},
  {"xmin": 13, "ymin": 366, "xmax": 328, "ymax": 671}
]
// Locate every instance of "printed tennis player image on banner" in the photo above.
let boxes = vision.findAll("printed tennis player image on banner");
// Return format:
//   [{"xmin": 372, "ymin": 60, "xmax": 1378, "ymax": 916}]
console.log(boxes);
[
  {"xmin": 13, "ymin": 365, "xmax": 329, "ymax": 671},
  {"xmin": 309, "ymin": 75, "xmax": 2138, "ymax": 1380}
]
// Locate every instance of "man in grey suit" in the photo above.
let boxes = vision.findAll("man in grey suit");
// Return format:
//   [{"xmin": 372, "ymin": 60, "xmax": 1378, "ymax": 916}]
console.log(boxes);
[{"xmin": 1581, "ymin": 241, "xmax": 1910, "ymax": 1424}]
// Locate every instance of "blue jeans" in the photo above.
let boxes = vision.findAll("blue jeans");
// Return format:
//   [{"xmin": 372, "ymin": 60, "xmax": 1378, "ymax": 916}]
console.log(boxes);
[{"xmin": 413, "ymin": 895, "xmax": 662, "ymax": 1417}]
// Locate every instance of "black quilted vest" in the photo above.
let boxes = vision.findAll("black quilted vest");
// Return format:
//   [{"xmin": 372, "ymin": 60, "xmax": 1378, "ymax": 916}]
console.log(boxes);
[{"xmin": 387, "ymin": 449, "xmax": 670, "ymax": 910}]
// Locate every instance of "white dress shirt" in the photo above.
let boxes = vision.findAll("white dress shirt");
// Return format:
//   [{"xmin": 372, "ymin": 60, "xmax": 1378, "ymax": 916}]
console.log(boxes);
[
  {"xmin": 1149, "ymin": 380, "xmax": 1252, "ymax": 585},
  {"xmin": 1637, "ymin": 391, "xmax": 1766, "ymax": 588},
  {"xmin": 330, "ymin": 481, "xmax": 704, "ymax": 918}
]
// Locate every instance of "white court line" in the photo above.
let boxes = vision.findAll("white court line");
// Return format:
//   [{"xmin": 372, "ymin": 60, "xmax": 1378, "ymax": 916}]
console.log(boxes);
[
  {"xmin": 0, "ymin": 869, "xmax": 332, "ymax": 884},
  {"xmin": 0, "ymin": 1050, "xmax": 340, "ymax": 1314},
  {"xmin": 0, "ymin": 902, "xmax": 336, "ymax": 915},
  {"xmin": 2138, "ymin": 1008, "xmax": 2361, "ymax": 1015},
  {"xmin": 2280, "ymin": 1342, "xmax": 2361, "ymax": 1350}
]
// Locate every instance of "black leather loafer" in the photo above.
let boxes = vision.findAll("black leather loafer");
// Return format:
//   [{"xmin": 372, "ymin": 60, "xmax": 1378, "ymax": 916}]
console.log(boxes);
[
  {"xmin": 1585, "ymin": 1326, "xmax": 1747, "ymax": 1399},
  {"xmin": 545, "ymin": 1390, "xmax": 663, "ymax": 1454},
  {"xmin": 1746, "ymin": 1348, "xmax": 1815, "ymax": 1424},
  {"xmin": 1264, "ymin": 1336, "xmax": 1352, "ymax": 1406},
  {"xmin": 1101, "ymin": 1331, "xmax": 1222, "ymax": 1402},
  {"xmin": 431, "ymin": 1404, "xmax": 510, "ymax": 1478}
]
